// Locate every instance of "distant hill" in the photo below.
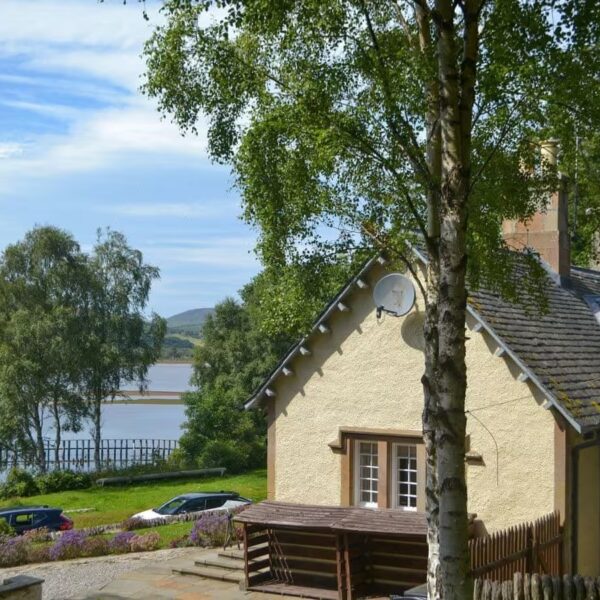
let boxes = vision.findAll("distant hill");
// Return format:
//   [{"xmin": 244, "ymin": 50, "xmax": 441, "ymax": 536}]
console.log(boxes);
[{"xmin": 166, "ymin": 308, "xmax": 214, "ymax": 337}]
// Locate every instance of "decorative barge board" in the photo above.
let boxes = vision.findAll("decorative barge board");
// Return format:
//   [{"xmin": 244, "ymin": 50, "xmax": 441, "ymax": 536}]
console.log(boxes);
[{"xmin": 235, "ymin": 501, "xmax": 428, "ymax": 600}]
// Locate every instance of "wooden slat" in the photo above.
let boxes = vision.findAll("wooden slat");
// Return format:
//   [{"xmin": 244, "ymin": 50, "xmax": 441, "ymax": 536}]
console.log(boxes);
[
  {"xmin": 247, "ymin": 557, "xmax": 271, "ymax": 573},
  {"xmin": 247, "ymin": 545, "xmax": 269, "ymax": 560},
  {"xmin": 469, "ymin": 512, "xmax": 562, "ymax": 581},
  {"xmin": 272, "ymin": 530, "xmax": 336, "ymax": 547},
  {"xmin": 371, "ymin": 552, "xmax": 428, "ymax": 570},
  {"xmin": 278, "ymin": 544, "xmax": 337, "ymax": 561},
  {"xmin": 248, "ymin": 582, "xmax": 339, "ymax": 600},
  {"xmin": 247, "ymin": 534, "xmax": 269, "ymax": 547}
]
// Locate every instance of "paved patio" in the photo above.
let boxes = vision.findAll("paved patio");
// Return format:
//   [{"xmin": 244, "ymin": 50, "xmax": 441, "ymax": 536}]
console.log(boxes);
[{"xmin": 71, "ymin": 549, "xmax": 300, "ymax": 600}]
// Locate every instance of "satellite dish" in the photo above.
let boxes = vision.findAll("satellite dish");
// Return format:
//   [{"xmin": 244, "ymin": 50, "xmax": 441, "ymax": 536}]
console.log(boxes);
[{"xmin": 373, "ymin": 273, "xmax": 415, "ymax": 317}]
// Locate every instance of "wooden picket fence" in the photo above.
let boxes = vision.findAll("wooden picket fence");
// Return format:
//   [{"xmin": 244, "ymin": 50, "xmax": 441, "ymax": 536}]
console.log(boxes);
[
  {"xmin": 470, "ymin": 512, "xmax": 562, "ymax": 580},
  {"xmin": 0, "ymin": 438, "xmax": 179, "ymax": 472},
  {"xmin": 474, "ymin": 573, "xmax": 600, "ymax": 600}
]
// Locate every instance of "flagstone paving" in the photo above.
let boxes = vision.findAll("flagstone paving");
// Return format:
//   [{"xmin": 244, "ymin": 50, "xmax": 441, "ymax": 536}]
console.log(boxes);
[{"xmin": 69, "ymin": 549, "xmax": 299, "ymax": 600}]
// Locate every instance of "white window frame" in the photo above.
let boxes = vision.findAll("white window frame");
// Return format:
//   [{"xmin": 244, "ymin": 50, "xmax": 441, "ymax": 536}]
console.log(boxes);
[
  {"xmin": 353, "ymin": 440, "xmax": 379, "ymax": 508},
  {"xmin": 392, "ymin": 443, "xmax": 418, "ymax": 511}
]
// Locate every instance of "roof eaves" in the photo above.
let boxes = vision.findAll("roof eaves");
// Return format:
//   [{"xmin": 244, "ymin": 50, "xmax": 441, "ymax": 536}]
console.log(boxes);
[
  {"xmin": 465, "ymin": 305, "xmax": 583, "ymax": 434},
  {"xmin": 244, "ymin": 254, "xmax": 384, "ymax": 410},
  {"xmin": 410, "ymin": 245, "xmax": 585, "ymax": 434}
]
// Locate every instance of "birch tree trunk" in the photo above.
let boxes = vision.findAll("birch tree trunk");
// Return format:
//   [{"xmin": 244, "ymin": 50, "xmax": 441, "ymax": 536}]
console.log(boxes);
[
  {"xmin": 416, "ymin": 4, "xmax": 443, "ymax": 596},
  {"xmin": 430, "ymin": 0, "xmax": 480, "ymax": 597},
  {"xmin": 92, "ymin": 392, "xmax": 102, "ymax": 471},
  {"xmin": 51, "ymin": 395, "xmax": 62, "ymax": 470},
  {"xmin": 32, "ymin": 408, "xmax": 46, "ymax": 473}
]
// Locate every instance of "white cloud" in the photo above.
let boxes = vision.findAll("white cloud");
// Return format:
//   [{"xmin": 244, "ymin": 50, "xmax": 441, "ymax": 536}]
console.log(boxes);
[
  {"xmin": 0, "ymin": 144, "xmax": 24, "ymax": 159},
  {"xmin": 143, "ymin": 238, "xmax": 258, "ymax": 268},
  {"xmin": 0, "ymin": 1, "xmax": 153, "ymax": 51},
  {"xmin": 0, "ymin": 0, "xmax": 210, "ymax": 182},
  {"xmin": 0, "ymin": 102, "xmax": 207, "ymax": 181},
  {"xmin": 24, "ymin": 49, "xmax": 143, "ymax": 92}
]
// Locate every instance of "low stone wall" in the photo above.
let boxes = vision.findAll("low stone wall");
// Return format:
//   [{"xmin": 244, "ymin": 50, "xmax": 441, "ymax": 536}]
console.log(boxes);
[{"xmin": 0, "ymin": 575, "xmax": 43, "ymax": 600}]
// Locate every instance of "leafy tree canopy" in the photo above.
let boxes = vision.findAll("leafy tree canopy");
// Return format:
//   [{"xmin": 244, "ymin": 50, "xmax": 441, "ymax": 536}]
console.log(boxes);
[
  {"xmin": 178, "ymin": 253, "xmax": 365, "ymax": 471},
  {"xmin": 145, "ymin": 0, "xmax": 598, "ymax": 301},
  {"xmin": 144, "ymin": 1, "xmax": 600, "ymax": 595}
]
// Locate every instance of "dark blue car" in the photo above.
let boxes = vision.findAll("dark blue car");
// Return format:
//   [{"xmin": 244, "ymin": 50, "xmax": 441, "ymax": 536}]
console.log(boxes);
[{"xmin": 0, "ymin": 506, "xmax": 73, "ymax": 534}]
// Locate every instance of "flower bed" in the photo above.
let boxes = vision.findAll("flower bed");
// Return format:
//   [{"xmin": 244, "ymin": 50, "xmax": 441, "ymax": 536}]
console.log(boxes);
[
  {"xmin": 0, "ymin": 505, "xmax": 248, "ymax": 567},
  {"xmin": 0, "ymin": 528, "xmax": 160, "ymax": 568}
]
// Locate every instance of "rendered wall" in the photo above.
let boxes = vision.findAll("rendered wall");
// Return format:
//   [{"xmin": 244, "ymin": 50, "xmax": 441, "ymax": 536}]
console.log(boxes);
[
  {"xmin": 271, "ymin": 264, "xmax": 557, "ymax": 533},
  {"xmin": 576, "ymin": 442, "xmax": 600, "ymax": 575}
]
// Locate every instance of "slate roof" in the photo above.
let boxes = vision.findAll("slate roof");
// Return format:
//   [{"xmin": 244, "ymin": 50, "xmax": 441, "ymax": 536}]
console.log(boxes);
[
  {"xmin": 469, "ymin": 265, "xmax": 600, "ymax": 431},
  {"xmin": 246, "ymin": 248, "xmax": 600, "ymax": 433}
]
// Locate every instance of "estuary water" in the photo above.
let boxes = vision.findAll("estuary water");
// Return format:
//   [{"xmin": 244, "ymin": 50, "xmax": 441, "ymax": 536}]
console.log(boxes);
[
  {"xmin": 120, "ymin": 363, "xmax": 194, "ymax": 393},
  {"xmin": 56, "ymin": 363, "xmax": 194, "ymax": 441}
]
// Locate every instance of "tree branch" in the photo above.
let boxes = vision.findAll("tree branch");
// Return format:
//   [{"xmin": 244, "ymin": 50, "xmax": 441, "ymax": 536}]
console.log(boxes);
[{"xmin": 357, "ymin": 0, "xmax": 430, "ymax": 181}]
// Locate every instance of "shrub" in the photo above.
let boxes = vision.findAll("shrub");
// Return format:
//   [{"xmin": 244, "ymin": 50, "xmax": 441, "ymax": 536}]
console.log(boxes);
[
  {"xmin": 83, "ymin": 536, "xmax": 110, "ymax": 557},
  {"xmin": 22, "ymin": 527, "xmax": 51, "ymax": 544},
  {"xmin": 49, "ymin": 530, "xmax": 88, "ymax": 561},
  {"xmin": 1, "ymin": 468, "xmax": 39, "ymax": 498},
  {"xmin": 36, "ymin": 470, "xmax": 92, "ymax": 494},
  {"xmin": 27, "ymin": 544, "xmax": 51, "ymax": 563},
  {"xmin": 188, "ymin": 511, "xmax": 232, "ymax": 547},
  {"xmin": 109, "ymin": 531, "xmax": 136, "ymax": 553},
  {"xmin": 0, "ymin": 518, "xmax": 15, "ymax": 537},
  {"xmin": 169, "ymin": 534, "xmax": 191, "ymax": 549},
  {"xmin": 129, "ymin": 532, "xmax": 160, "ymax": 552},
  {"xmin": 196, "ymin": 439, "xmax": 258, "ymax": 474},
  {"xmin": 0, "ymin": 536, "xmax": 30, "ymax": 567}
]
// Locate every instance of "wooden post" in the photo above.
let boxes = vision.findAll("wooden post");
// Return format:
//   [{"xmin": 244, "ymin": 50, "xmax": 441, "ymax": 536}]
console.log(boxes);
[
  {"xmin": 343, "ymin": 532, "xmax": 353, "ymax": 600},
  {"xmin": 515, "ymin": 573, "xmax": 524, "ymax": 600},
  {"xmin": 242, "ymin": 524, "xmax": 249, "ymax": 590},
  {"xmin": 532, "ymin": 574, "xmax": 541, "ymax": 600},
  {"xmin": 563, "ymin": 574, "xmax": 574, "ymax": 600},
  {"xmin": 552, "ymin": 576, "xmax": 563, "ymax": 600},
  {"xmin": 474, "ymin": 578, "xmax": 482, "ymax": 600},
  {"xmin": 492, "ymin": 580, "xmax": 502, "ymax": 600},
  {"xmin": 525, "ymin": 573, "xmax": 532, "ymax": 600},
  {"xmin": 585, "ymin": 577, "xmax": 598, "ymax": 600},
  {"xmin": 335, "ymin": 533, "xmax": 347, "ymax": 600},
  {"xmin": 573, "ymin": 575, "xmax": 585, "ymax": 600}
]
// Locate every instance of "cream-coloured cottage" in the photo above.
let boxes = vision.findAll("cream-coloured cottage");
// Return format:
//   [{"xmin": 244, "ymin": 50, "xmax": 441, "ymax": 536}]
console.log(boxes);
[{"xmin": 242, "ymin": 176, "xmax": 600, "ymax": 587}]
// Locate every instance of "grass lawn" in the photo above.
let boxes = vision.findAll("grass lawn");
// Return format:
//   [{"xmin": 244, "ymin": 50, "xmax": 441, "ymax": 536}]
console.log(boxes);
[{"xmin": 0, "ymin": 469, "xmax": 266, "ymax": 529}]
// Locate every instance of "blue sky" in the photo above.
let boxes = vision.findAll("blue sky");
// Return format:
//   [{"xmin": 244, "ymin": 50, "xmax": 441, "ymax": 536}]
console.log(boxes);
[{"xmin": 0, "ymin": 0, "xmax": 259, "ymax": 317}]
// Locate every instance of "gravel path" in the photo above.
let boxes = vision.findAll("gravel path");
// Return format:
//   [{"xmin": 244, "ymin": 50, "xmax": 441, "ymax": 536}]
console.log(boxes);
[{"xmin": 1, "ymin": 547, "xmax": 196, "ymax": 600}]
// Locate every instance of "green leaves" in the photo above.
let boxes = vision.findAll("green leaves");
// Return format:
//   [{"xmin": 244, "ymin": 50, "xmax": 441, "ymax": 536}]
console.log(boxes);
[
  {"xmin": 144, "ymin": 0, "xmax": 600, "ymax": 293},
  {"xmin": 0, "ymin": 227, "xmax": 165, "ymax": 471},
  {"xmin": 179, "ymin": 289, "xmax": 293, "ymax": 471}
]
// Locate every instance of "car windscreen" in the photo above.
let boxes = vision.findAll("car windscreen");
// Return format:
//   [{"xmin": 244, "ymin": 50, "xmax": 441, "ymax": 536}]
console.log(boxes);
[{"xmin": 156, "ymin": 498, "xmax": 187, "ymax": 515}]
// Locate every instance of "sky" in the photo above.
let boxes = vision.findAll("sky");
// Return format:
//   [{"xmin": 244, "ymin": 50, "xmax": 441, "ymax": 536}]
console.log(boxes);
[{"xmin": 0, "ymin": 0, "xmax": 260, "ymax": 317}]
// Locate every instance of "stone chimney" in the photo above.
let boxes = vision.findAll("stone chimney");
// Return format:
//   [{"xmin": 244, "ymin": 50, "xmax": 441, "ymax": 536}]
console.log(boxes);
[{"xmin": 502, "ymin": 139, "xmax": 570, "ymax": 279}]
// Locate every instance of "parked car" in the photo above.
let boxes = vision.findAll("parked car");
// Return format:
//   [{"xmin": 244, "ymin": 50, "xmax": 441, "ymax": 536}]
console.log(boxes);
[
  {"xmin": 131, "ymin": 491, "xmax": 251, "ymax": 521},
  {"xmin": 0, "ymin": 506, "xmax": 73, "ymax": 534}
]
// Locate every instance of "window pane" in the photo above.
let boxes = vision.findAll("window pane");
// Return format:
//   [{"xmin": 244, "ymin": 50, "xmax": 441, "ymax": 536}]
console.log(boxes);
[
  {"xmin": 394, "ymin": 444, "xmax": 418, "ymax": 511},
  {"xmin": 356, "ymin": 441, "xmax": 378, "ymax": 507}
]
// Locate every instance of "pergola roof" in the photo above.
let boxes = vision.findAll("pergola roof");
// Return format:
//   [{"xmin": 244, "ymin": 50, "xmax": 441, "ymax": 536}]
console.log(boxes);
[{"xmin": 235, "ymin": 500, "xmax": 427, "ymax": 537}]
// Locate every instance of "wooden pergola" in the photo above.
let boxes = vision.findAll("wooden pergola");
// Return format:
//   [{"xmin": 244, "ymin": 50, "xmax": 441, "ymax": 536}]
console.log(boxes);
[{"xmin": 235, "ymin": 501, "xmax": 428, "ymax": 600}]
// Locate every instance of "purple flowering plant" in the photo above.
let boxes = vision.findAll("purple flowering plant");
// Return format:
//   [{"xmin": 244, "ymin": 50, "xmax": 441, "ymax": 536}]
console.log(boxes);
[
  {"xmin": 189, "ymin": 511, "xmax": 232, "ymax": 547},
  {"xmin": 109, "ymin": 531, "xmax": 136, "ymax": 553},
  {"xmin": 0, "ymin": 535, "xmax": 30, "ymax": 567},
  {"xmin": 49, "ymin": 530, "xmax": 88, "ymax": 561}
]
